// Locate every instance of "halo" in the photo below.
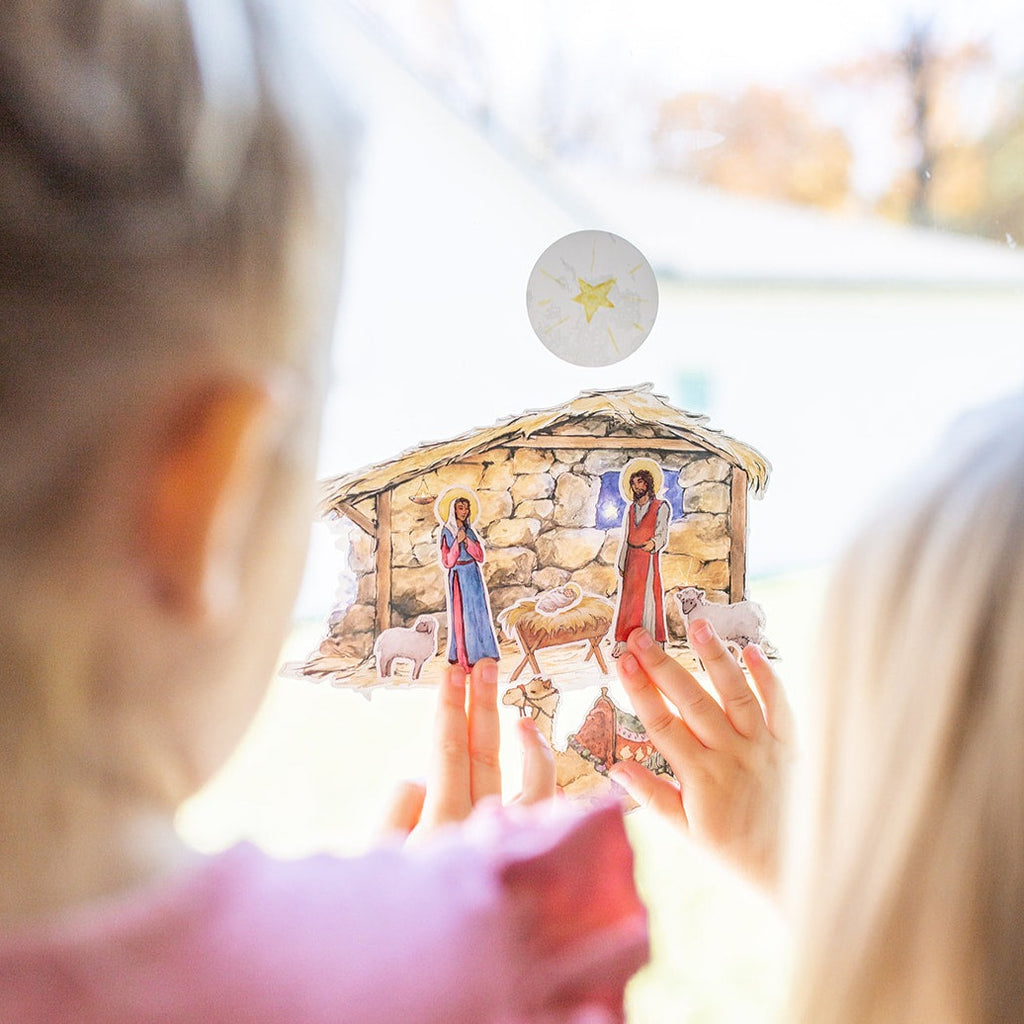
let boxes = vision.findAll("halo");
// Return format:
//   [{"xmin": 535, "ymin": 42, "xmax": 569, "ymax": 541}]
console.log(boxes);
[
  {"xmin": 435, "ymin": 486, "xmax": 481, "ymax": 525},
  {"xmin": 619, "ymin": 459, "xmax": 664, "ymax": 502}
]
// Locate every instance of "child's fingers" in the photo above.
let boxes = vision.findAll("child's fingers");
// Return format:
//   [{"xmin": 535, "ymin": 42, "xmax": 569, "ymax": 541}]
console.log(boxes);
[
  {"xmin": 467, "ymin": 659, "xmax": 502, "ymax": 803},
  {"xmin": 688, "ymin": 619, "xmax": 767, "ymax": 739},
  {"xmin": 516, "ymin": 717, "xmax": 556, "ymax": 805},
  {"xmin": 616, "ymin": 650, "xmax": 704, "ymax": 772},
  {"xmin": 424, "ymin": 664, "xmax": 473, "ymax": 823},
  {"xmin": 624, "ymin": 629, "xmax": 734, "ymax": 750},
  {"xmin": 377, "ymin": 780, "xmax": 426, "ymax": 839},
  {"xmin": 743, "ymin": 645, "xmax": 795, "ymax": 746},
  {"xmin": 609, "ymin": 761, "xmax": 688, "ymax": 829}
]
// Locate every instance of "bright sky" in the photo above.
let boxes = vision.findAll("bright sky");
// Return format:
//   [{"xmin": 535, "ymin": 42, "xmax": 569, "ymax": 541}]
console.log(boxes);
[
  {"xmin": 354, "ymin": 0, "xmax": 1024, "ymax": 192},
  {"xmin": 363, "ymin": 0, "xmax": 1024, "ymax": 93}
]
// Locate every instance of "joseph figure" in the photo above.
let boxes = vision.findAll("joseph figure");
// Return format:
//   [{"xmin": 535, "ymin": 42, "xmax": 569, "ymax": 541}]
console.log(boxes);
[{"xmin": 612, "ymin": 467, "xmax": 669, "ymax": 657}]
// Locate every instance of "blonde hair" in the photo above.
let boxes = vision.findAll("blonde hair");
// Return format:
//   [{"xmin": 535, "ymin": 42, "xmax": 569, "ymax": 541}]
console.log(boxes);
[
  {"xmin": 791, "ymin": 393, "xmax": 1024, "ymax": 1022},
  {"xmin": 0, "ymin": 0, "xmax": 352, "ymax": 542}
]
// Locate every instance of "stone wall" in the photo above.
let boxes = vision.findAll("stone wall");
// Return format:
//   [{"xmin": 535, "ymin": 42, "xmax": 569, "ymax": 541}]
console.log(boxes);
[{"xmin": 330, "ymin": 444, "xmax": 735, "ymax": 655}]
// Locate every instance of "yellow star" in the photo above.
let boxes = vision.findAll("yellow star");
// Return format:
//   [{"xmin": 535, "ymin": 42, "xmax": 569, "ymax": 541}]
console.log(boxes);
[{"xmin": 571, "ymin": 276, "xmax": 616, "ymax": 323}]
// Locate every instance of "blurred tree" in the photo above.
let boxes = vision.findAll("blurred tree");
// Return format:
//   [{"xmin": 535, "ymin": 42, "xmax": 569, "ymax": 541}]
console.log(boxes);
[
  {"xmin": 653, "ymin": 87, "xmax": 852, "ymax": 210},
  {"xmin": 352, "ymin": 0, "xmax": 1024, "ymax": 243},
  {"xmin": 832, "ymin": 21, "xmax": 996, "ymax": 231}
]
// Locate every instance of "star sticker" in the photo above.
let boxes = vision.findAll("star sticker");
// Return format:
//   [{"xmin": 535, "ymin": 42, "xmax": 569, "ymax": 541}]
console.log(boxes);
[{"xmin": 571, "ymin": 276, "xmax": 616, "ymax": 323}]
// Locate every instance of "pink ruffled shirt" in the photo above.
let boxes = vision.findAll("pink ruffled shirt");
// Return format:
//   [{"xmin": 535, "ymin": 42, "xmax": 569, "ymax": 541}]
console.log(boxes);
[{"xmin": 0, "ymin": 801, "xmax": 647, "ymax": 1023}]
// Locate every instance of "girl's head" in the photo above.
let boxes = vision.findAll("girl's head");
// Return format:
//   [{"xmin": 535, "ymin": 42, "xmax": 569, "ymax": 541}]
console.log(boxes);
[
  {"xmin": 0, "ymin": 0, "xmax": 350, "ymax": 532},
  {"xmin": 454, "ymin": 498, "xmax": 471, "ymax": 524},
  {"xmin": 0, "ymin": 1, "xmax": 352, "ymax": 805},
  {"xmin": 793, "ymin": 393, "xmax": 1024, "ymax": 1022}
]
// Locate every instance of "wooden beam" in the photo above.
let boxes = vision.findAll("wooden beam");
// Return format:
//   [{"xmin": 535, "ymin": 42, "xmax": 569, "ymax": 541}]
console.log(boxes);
[
  {"xmin": 507, "ymin": 435, "xmax": 703, "ymax": 451},
  {"xmin": 729, "ymin": 468, "xmax": 747, "ymax": 602},
  {"xmin": 375, "ymin": 491, "xmax": 393, "ymax": 635},
  {"xmin": 336, "ymin": 500, "xmax": 375, "ymax": 536}
]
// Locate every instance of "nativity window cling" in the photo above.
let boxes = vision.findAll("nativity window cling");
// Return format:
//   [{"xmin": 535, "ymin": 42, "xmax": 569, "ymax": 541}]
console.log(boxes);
[
  {"xmin": 286, "ymin": 384, "xmax": 773, "ymax": 806},
  {"xmin": 525, "ymin": 231, "xmax": 660, "ymax": 368},
  {"xmin": 501, "ymin": 679, "xmax": 674, "ymax": 806},
  {"xmin": 292, "ymin": 384, "xmax": 769, "ymax": 692}
]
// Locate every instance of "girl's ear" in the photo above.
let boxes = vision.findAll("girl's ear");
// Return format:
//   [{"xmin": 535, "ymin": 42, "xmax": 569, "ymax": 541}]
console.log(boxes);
[{"xmin": 138, "ymin": 378, "xmax": 281, "ymax": 621}]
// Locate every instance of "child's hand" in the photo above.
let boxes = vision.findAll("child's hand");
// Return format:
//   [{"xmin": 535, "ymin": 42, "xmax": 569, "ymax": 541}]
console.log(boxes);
[
  {"xmin": 381, "ymin": 659, "xmax": 555, "ymax": 838},
  {"xmin": 611, "ymin": 624, "xmax": 794, "ymax": 892}
]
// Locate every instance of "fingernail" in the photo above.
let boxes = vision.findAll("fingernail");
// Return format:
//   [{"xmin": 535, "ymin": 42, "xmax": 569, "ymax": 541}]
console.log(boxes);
[
  {"xmin": 635, "ymin": 629, "xmax": 653, "ymax": 650},
  {"xmin": 691, "ymin": 619, "xmax": 714, "ymax": 644},
  {"xmin": 746, "ymin": 643, "xmax": 763, "ymax": 663},
  {"xmin": 479, "ymin": 660, "xmax": 497, "ymax": 685},
  {"xmin": 621, "ymin": 652, "xmax": 639, "ymax": 675}
]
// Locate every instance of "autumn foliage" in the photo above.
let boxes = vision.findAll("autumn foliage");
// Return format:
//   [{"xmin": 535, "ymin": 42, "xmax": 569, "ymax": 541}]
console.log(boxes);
[{"xmin": 654, "ymin": 88, "xmax": 853, "ymax": 211}]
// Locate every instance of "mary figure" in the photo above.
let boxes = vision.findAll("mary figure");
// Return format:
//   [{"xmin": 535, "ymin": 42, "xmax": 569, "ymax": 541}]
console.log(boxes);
[{"xmin": 436, "ymin": 487, "xmax": 500, "ymax": 671}]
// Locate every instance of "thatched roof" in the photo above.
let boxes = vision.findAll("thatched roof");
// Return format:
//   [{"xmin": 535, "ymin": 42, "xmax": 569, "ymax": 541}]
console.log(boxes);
[{"xmin": 318, "ymin": 384, "xmax": 770, "ymax": 515}]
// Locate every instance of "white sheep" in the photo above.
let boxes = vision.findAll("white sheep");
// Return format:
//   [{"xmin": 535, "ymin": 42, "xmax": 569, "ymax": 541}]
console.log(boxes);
[
  {"xmin": 674, "ymin": 587, "xmax": 773, "ymax": 655},
  {"xmin": 374, "ymin": 615, "xmax": 438, "ymax": 680}
]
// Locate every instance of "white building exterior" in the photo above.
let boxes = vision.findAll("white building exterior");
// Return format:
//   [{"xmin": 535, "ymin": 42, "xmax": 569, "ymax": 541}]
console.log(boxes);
[{"xmin": 299, "ymin": 5, "xmax": 1024, "ymax": 615}]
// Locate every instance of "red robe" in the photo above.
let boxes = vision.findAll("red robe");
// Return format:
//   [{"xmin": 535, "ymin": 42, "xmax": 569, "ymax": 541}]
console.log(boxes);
[{"xmin": 614, "ymin": 499, "xmax": 667, "ymax": 643}]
